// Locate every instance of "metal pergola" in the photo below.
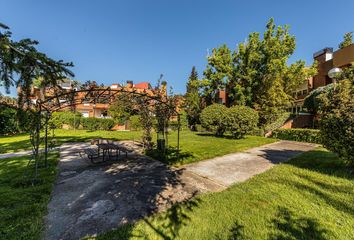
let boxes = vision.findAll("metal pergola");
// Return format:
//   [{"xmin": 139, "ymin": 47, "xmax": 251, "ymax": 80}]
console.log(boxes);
[{"xmin": 1, "ymin": 86, "xmax": 181, "ymax": 178}]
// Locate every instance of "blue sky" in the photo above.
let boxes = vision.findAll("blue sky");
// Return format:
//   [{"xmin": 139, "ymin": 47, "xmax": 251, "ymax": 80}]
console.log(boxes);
[{"xmin": 1, "ymin": 0, "xmax": 354, "ymax": 95}]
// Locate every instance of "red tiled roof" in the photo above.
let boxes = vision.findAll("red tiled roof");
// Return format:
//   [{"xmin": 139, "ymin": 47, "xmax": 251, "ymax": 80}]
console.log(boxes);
[{"xmin": 134, "ymin": 82, "xmax": 151, "ymax": 89}]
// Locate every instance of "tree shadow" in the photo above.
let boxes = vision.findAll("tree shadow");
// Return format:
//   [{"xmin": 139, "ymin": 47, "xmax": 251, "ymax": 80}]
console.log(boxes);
[
  {"xmin": 141, "ymin": 193, "xmax": 201, "ymax": 239},
  {"xmin": 196, "ymin": 132, "xmax": 238, "ymax": 140},
  {"xmin": 214, "ymin": 220, "xmax": 245, "ymax": 240},
  {"xmin": 284, "ymin": 149, "xmax": 353, "ymax": 180},
  {"xmin": 251, "ymin": 148, "xmax": 308, "ymax": 164},
  {"xmin": 269, "ymin": 207, "xmax": 331, "ymax": 240},
  {"xmin": 45, "ymin": 142, "xmax": 201, "ymax": 239}
]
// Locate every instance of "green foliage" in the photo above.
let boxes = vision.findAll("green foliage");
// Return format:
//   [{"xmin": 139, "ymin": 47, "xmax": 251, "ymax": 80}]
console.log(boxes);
[
  {"xmin": 264, "ymin": 111, "xmax": 292, "ymax": 133},
  {"xmin": 0, "ymin": 22, "xmax": 73, "ymax": 99},
  {"xmin": 81, "ymin": 117, "xmax": 115, "ymax": 131},
  {"xmin": 129, "ymin": 115, "xmax": 142, "ymax": 131},
  {"xmin": 202, "ymin": 45, "xmax": 232, "ymax": 105},
  {"xmin": 108, "ymin": 93, "xmax": 137, "ymax": 124},
  {"xmin": 0, "ymin": 105, "xmax": 19, "ymax": 134},
  {"xmin": 201, "ymin": 18, "xmax": 317, "ymax": 126},
  {"xmin": 226, "ymin": 105, "xmax": 259, "ymax": 138},
  {"xmin": 200, "ymin": 104, "xmax": 228, "ymax": 136},
  {"xmin": 272, "ymin": 128, "xmax": 321, "ymax": 144},
  {"xmin": 185, "ymin": 66, "xmax": 201, "ymax": 130},
  {"xmin": 317, "ymin": 80, "xmax": 354, "ymax": 166},
  {"xmin": 303, "ymin": 85, "xmax": 333, "ymax": 113},
  {"xmin": 49, "ymin": 111, "xmax": 82, "ymax": 129},
  {"xmin": 338, "ymin": 32, "xmax": 352, "ymax": 49},
  {"xmin": 200, "ymin": 104, "xmax": 258, "ymax": 138}
]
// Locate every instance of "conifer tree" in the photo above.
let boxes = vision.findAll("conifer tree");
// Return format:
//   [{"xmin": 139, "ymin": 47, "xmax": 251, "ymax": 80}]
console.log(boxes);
[
  {"xmin": 339, "ymin": 32, "xmax": 353, "ymax": 49},
  {"xmin": 185, "ymin": 66, "xmax": 201, "ymax": 130}
]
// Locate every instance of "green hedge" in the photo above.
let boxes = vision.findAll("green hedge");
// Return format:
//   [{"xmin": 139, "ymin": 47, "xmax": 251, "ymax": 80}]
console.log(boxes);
[
  {"xmin": 272, "ymin": 128, "xmax": 321, "ymax": 144},
  {"xmin": 81, "ymin": 118, "xmax": 115, "ymax": 131},
  {"xmin": 49, "ymin": 111, "xmax": 82, "ymax": 129}
]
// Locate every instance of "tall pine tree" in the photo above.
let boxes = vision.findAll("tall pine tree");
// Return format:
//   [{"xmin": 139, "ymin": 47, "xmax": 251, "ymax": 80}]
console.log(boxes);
[
  {"xmin": 339, "ymin": 32, "xmax": 353, "ymax": 49},
  {"xmin": 185, "ymin": 66, "xmax": 201, "ymax": 130}
]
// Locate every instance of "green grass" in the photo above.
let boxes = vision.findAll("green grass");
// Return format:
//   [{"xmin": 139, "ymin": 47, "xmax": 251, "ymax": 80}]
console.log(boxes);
[
  {"xmin": 92, "ymin": 148, "xmax": 354, "ymax": 240},
  {"xmin": 0, "ymin": 152, "xmax": 59, "ymax": 240},
  {"xmin": 148, "ymin": 132, "xmax": 277, "ymax": 166},
  {"xmin": 0, "ymin": 129, "xmax": 142, "ymax": 154},
  {"xmin": 0, "ymin": 130, "xmax": 276, "ymax": 166}
]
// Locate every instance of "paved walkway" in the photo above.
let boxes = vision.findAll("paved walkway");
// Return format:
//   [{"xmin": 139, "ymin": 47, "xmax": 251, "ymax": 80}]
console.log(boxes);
[
  {"xmin": 0, "ymin": 150, "xmax": 34, "ymax": 159},
  {"xmin": 44, "ymin": 140, "xmax": 318, "ymax": 240},
  {"xmin": 183, "ymin": 140, "xmax": 318, "ymax": 187},
  {"xmin": 0, "ymin": 148, "xmax": 60, "ymax": 159}
]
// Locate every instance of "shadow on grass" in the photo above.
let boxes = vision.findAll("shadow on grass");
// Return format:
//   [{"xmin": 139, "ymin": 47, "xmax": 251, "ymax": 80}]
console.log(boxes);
[
  {"xmin": 214, "ymin": 220, "xmax": 245, "ymax": 240},
  {"xmin": 269, "ymin": 207, "xmax": 331, "ymax": 240},
  {"xmin": 196, "ymin": 132, "xmax": 238, "ymax": 140},
  {"xmin": 285, "ymin": 149, "xmax": 353, "ymax": 180},
  {"xmin": 142, "ymin": 194, "xmax": 201, "ymax": 240},
  {"xmin": 146, "ymin": 147, "xmax": 194, "ymax": 165}
]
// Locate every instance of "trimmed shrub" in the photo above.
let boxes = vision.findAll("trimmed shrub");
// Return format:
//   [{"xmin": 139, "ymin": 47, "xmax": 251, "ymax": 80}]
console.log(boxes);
[
  {"xmin": 317, "ymin": 80, "xmax": 354, "ymax": 166},
  {"xmin": 49, "ymin": 111, "xmax": 82, "ymax": 129},
  {"xmin": 129, "ymin": 115, "xmax": 142, "ymax": 131},
  {"xmin": 227, "ymin": 105, "xmax": 259, "ymax": 138},
  {"xmin": 272, "ymin": 128, "xmax": 321, "ymax": 144},
  {"xmin": 81, "ymin": 117, "xmax": 115, "ymax": 131},
  {"xmin": 99, "ymin": 118, "xmax": 115, "ymax": 131},
  {"xmin": 200, "ymin": 104, "xmax": 228, "ymax": 136},
  {"xmin": 81, "ymin": 117, "xmax": 99, "ymax": 131}
]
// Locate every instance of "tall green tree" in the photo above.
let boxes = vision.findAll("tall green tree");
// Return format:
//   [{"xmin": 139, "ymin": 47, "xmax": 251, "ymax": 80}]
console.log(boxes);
[
  {"xmin": 338, "ymin": 32, "xmax": 353, "ymax": 49},
  {"xmin": 202, "ymin": 45, "xmax": 232, "ymax": 105},
  {"xmin": 202, "ymin": 18, "xmax": 316, "ymax": 126},
  {"xmin": 185, "ymin": 66, "xmax": 201, "ymax": 130}
]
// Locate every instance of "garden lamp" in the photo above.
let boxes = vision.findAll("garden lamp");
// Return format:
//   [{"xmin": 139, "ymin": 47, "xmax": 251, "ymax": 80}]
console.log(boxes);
[{"xmin": 328, "ymin": 67, "xmax": 342, "ymax": 84}]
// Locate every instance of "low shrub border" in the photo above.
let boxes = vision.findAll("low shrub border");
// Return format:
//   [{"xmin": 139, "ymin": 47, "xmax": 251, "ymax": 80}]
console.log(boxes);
[{"xmin": 272, "ymin": 128, "xmax": 321, "ymax": 144}]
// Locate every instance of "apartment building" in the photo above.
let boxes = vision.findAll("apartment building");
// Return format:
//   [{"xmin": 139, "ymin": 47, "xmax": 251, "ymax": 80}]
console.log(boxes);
[{"xmin": 291, "ymin": 43, "xmax": 354, "ymax": 113}]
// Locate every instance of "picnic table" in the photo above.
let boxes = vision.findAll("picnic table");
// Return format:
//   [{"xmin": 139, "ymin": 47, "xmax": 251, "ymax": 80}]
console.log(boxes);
[{"xmin": 96, "ymin": 143, "xmax": 132, "ymax": 161}]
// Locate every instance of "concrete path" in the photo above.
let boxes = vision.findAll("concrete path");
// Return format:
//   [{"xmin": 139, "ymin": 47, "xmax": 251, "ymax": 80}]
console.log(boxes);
[
  {"xmin": 44, "ymin": 140, "xmax": 318, "ymax": 239},
  {"xmin": 0, "ymin": 148, "xmax": 59, "ymax": 159},
  {"xmin": 0, "ymin": 150, "xmax": 34, "ymax": 159},
  {"xmin": 184, "ymin": 140, "xmax": 318, "ymax": 187}
]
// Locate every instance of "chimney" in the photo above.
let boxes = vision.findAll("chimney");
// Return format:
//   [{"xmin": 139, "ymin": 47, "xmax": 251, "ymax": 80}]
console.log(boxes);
[
  {"xmin": 313, "ymin": 47, "xmax": 333, "ymax": 64},
  {"xmin": 126, "ymin": 80, "xmax": 133, "ymax": 88}
]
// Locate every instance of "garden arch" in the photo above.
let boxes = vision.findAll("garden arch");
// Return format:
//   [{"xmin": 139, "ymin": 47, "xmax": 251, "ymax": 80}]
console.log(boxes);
[{"xmin": 3, "ymin": 86, "xmax": 181, "ymax": 177}]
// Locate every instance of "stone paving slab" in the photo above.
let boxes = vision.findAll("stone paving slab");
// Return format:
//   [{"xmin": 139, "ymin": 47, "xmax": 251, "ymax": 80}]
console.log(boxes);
[{"xmin": 183, "ymin": 141, "xmax": 318, "ymax": 187}]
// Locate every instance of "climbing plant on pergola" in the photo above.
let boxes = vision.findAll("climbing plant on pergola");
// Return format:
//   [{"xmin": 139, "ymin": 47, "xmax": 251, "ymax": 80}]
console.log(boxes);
[{"xmin": 27, "ymin": 85, "xmax": 181, "ymax": 178}]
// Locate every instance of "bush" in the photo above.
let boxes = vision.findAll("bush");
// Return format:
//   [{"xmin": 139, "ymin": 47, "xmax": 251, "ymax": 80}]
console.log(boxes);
[
  {"xmin": 129, "ymin": 115, "xmax": 142, "ymax": 131},
  {"xmin": 272, "ymin": 128, "xmax": 321, "ymax": 144},
  {"xmin": 0, "ymin": 106, "xmax": 19, "ymax": 134},
  {"xmin": 99, "ymin": 118, "xmax": 115, "ymax": 130},
  {"xmin": 200, "ymin": 104, "xmax": 228, "ymax": 136},
  {"xmin": 227, "ymin": 105, "xmax": 259, "ymax": 138},
  {"xmin": 81, "ymin": 117, "xmax": 115, "ymax": 131},
  {"xmin": 317, "ymin": 80, "xmax": 354, "ymax": 166},
  {"xmin": 49, "ymin": 111, "xmax": 82, "ymax": 129},
  {"xmin": 264, "ymin": 111, "xmax": 292, "ymax": 133}
]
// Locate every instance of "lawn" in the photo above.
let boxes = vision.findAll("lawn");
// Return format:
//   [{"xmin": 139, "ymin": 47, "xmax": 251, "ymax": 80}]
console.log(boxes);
[
  {"xmin": 0, "ymin": 130, "xmax": 276, "ymax": 166},
  {"xmin": 0, "ymin": 152, "xmax": 59, "ymax": 240},
  {"xmin": 91, "ymin": 148, "xmax": 354, "ymax": 240}
]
